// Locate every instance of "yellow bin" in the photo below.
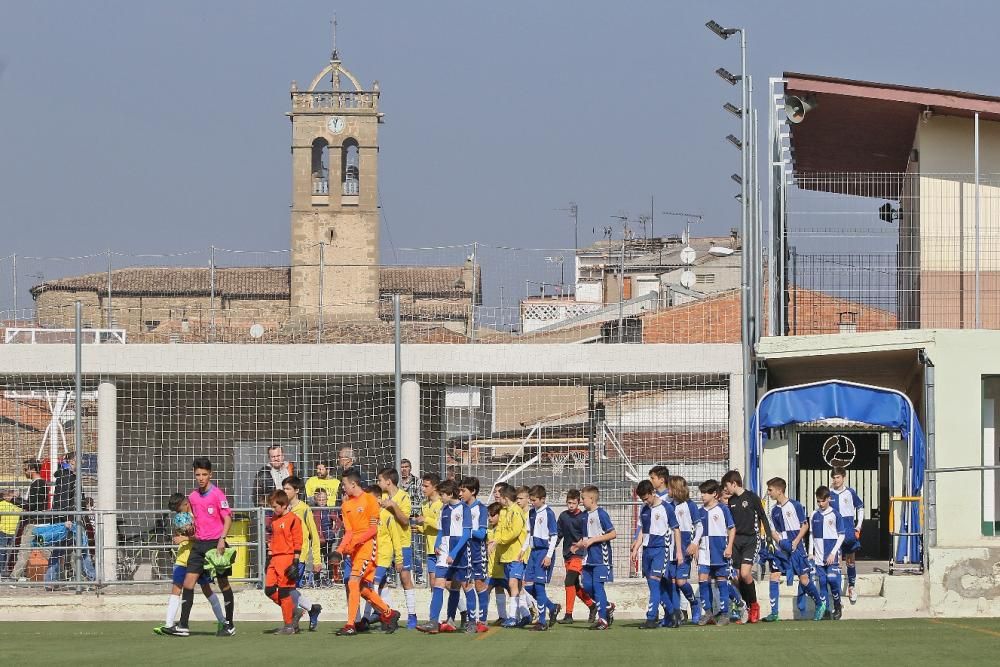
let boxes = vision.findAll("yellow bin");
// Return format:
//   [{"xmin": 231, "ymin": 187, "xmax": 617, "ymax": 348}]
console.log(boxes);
[{"xmin": 226, "ymin": 519, "xmax": 250, "ymax": 579}]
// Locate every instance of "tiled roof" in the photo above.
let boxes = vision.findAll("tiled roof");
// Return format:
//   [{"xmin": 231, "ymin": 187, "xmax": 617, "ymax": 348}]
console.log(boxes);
[
  {"xmin": 30, "ymin": 265, "xmax": 479, "ymax": 300},
  {"xmin": 0, "ymin": 397, "xmax": 50, "ymax": 432}
]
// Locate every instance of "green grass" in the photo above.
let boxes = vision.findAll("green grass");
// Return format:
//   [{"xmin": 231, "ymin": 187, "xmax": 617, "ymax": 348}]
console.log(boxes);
[{"xmin": 3, "ymin": 618, "xmax": 999, "ymax": 666}]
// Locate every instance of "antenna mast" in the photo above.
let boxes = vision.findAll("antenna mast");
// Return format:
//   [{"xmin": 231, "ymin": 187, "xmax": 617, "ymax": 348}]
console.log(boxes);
[{"xmin": 330, "ymin": 14, "xmax": 339, "ymax": 61}]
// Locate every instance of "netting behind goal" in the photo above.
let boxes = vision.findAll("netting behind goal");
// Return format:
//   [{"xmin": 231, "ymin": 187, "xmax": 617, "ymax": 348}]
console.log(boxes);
[{"xmin": 0, "ymin": 370, "xmax": 730, "ymax": 583}]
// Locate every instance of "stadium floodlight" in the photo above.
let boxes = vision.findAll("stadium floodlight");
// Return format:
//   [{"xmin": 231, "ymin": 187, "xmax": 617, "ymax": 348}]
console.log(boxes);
[
  {"xmin": 731, "ymin": 173, "xmax": 742, "ymax": 185},
  {"xmin": 706, "ymin": 20, "xmax": 738, "ymax": 39},
  {"xmin": 723, "ymin": 102, "xmax": 742, "ymax": 117},
  {"xmin": 734, "ymin": 193, "xmax": 743, "ymax": 201},
  {"xmin": 726, "ymin": 134, "xmax": 742, "ymax": 149},
  {"xmin": 716, "ymin": 67, "xmax": 740, "ymax": 85}
]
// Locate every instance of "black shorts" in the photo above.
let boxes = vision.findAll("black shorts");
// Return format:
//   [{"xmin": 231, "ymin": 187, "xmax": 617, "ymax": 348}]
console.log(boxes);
[
  {"xmin": 731, "ymin": 535, "xmax": 760, "ymax": 567},
  {"xmin": 186, "ymin": 539, "xmax": 231, "ymax": 577}
]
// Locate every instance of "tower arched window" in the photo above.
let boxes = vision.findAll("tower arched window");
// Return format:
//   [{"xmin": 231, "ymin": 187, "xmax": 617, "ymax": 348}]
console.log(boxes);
[
  {"xmin": 311, "ymin": 138, "xmax": 329, "ymax": 195},
  {"xmin": 342, "ymin": 139, "xmax": 360, "ymax": 196}
]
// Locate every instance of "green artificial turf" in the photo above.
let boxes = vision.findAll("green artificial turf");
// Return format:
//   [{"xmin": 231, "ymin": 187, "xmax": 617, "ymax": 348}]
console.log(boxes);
[{"xmin": 3, "ymin": 618, "xmax": 999, "ymax": 666}]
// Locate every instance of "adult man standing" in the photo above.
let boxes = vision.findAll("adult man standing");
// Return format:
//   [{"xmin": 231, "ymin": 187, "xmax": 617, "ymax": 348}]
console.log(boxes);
[
  {"xmin": 253, "ymin": 445, "xmax": 294, "ymax": 507},
  {"xmin": 305, "ymin": 462, "xmax": 340, "ymax": 507},
  {"xmin": 399, "ymin": 459, "xmax": 425, "ymax": 584},
  {"xmin": 721, "ymin": 470, "xmax": 772, "ymax": 624},
  {"xmin": 9, "ymin": 459, "xmax": 48, "ymax": 581}
]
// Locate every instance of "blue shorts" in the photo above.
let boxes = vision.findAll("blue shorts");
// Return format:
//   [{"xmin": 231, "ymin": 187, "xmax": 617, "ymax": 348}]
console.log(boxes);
[
  {"xmin": 468, "ymin": 541, "xmax": 487, "ymax": 581},
  {"xmin": 172, "ymin": 564, "xmax": 211, "ymax": 587},
  {"xmin": 503, "ymin": 561, "xmax": 525, "ymax": 581},
  {"xmin": 426, "ymin": 554, "xmax": 437, "ymax": 574},
  {"xmin": 698, "ymin": 563, "xmax": 731, "ymax": 579},
  {"xmin": 435, "ymin": 563, "xmax": 470, "ymax": 583},
  {"xmin": 674, "ymin": 558, "xmax": 693, "ymax": 580},
  {"xmin": 815, "ymin": 562, "xmax": 842, "ymax": 580},
  {"xmin": 488, "ymin": 577, "xmax": 509, "ymax": 591},
  {"xmin": 841, "ymin": 533, "xmax": 862, "ymax": 555},
  {"xmin": 374, "ymin": 565, "xmax": 389, "ymax": 585},
  {"xmin": 582, "ymin": 563, "xmax": 612, "ymax": 583},
  {"xmin": 525, "ymin": 550, "xmax": 553, "ymax": 584},
  {"xmin": 400, "ymin": 546, "xmax": 414, "ymax": 570},
  {"xmin": 642, "ymin": 547, "xmax": 667, "ymax": 578},
  {"xmin": 770, "ymin": 548, "xmax": 812, "ymax": 577}
]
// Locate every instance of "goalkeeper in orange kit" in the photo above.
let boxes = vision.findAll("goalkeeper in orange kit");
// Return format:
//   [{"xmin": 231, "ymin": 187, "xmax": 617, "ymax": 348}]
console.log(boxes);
[
  {"xmin": 330, "ymin": 469, "xmax": 401, "ymax": 636},
  {"xmin": 264, "ymin": 490, "xmax": 303, "ymax": 635}
]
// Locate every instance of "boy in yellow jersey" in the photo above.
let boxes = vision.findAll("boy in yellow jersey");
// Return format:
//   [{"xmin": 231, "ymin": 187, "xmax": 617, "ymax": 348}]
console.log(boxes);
[
  {"xmin": 377, "ymin": 467, "xmax": 418, "ymax": 628},
  {"xmin": 281, "ymin": 476, "xmax": 323, "ymax": 631},
  {"xmin": 491, "ymin": 485, "xmax": 530, "ymax": 628},
  {"xmin": 153, "ymin": 493, "xmax": 226, "ymax": 636},
  {"xmin": 485, "ymin": 501, "xmax": 509, "ymax": 626},
  {"xmin": 515, "ymin": 485, "xmax": 541, "ymax": 625},
  {"xmin": 412, "ymin": 473, "xmax": 442, "ymax": 622}
]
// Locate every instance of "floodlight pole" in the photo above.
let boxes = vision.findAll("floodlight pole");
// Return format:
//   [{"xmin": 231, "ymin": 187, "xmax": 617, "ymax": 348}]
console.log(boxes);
[{"xmin": 975, "ymin": 112, "xmax": 981, "ymax": 328}]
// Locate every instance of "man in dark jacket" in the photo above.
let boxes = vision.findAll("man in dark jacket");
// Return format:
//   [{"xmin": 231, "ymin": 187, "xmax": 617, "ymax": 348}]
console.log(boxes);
[{"xmin": 9, "ymin": 459, "xmax": 49, "ymax": 580}]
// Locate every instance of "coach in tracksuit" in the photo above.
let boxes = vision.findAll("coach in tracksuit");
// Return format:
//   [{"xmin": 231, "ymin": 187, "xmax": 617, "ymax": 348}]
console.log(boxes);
[{"xmin": 721, "ymin": 470, "xmax": 771, "ymax": 624}]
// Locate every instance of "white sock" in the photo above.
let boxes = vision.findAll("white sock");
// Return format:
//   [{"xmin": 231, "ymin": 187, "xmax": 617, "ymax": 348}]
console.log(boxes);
[
  {"xmin": 496, "ymin": 592, "xmax": 507, "ymax": 620},
  {"xmin": 458, "ymin": 593, "xmax": 467, "ymax": 613},
  {"xmin": 506, "ymin": 595, "xmax": 516, "ymax": 621},
  {"xmin": 381, "ymin": 587, "xmax": 395, "ymax": 611},
  {"xmin": 206, "ymin": 592, "xmax": 225, "ymax": 623},
  {"xmin": 524, "ymin": 591, "xmax": 538, "ymax": 611},
  {"xmin": 166, "ymin": 594, "xmax": 181, "ymax": 627},
  {"xmin": 404, "ymin": 589, "xmax": 416, "ymax": 616},
  {"xmin": 294, "ymin": 590, "xmax": 313, "ymax": 611},
  {"xmin": 517, "ymin": 594, "xmax": 530, "ymax": 619}
]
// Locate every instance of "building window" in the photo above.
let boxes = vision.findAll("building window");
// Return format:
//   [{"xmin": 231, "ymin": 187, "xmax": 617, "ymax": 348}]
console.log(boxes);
[
  {"xmin": 696, "ymin": 273, "xmax": 716, "ymax": 284},
  {"xmin": 311, "ymin": 138, "xmax": 329, "ymax": 195},
  {"xmin": 144, "ymin": 320, "xmax": 161, "ymax": 332},
  {"xmin": 342, "ymin": 139, "xmax": 359, "ymax": 196}
]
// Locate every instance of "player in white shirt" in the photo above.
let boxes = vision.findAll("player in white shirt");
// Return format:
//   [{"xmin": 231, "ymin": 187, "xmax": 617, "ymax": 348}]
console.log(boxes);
[{"xmin": 830, "ymin": 467, "xmax": 864, "ymax": 603}]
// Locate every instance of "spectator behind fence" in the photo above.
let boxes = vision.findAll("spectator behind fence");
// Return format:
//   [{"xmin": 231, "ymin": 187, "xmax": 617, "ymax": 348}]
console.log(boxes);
[
  {"xmin": 0, "ymin": 490, "xmax": 24, "ymax": 577},
  {"xmin": 336, "ymin": 447, "xmax": 366, "ymax": 499},
  {"xmin": 9, "ymin": 459, "xmax": 49, "ymax": 581},
  {"xmin": 306, "ymin": 462, "xmax": 340, "ymax": 507},
  {"xmin": 253, "ymin": 445, "xmax": 294, "ymax": 506},
  {"xmin": 399, "ymin": 459, "xmax": 425, "ymax": 584}
]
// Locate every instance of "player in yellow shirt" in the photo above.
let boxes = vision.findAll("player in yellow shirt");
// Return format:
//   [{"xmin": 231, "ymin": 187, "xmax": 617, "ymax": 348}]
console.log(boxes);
[
  {"xmin": 281, "ymin": 476, "xmax": 323, "ymax": 631},
  {"xmin": 492, "ymin": 485, "xmax": 530, "ymax": 627},
  {"xmin": 305, "ymin": 462, "xmax": 340, "ymax": 506},
  {"xmin": 376, "ymin": 467, "xmax": 419, "ymax": 628},
  {"xmin": 413, "ymin": 472, "xmax": 443, "ymax": 622},
  {"xmin": 485, "ymin": 501, "xmax": 510, "ymax": 625},
  {"xmin": 153, "ymin": 493, "xmax": 226, "ymax": 636}
]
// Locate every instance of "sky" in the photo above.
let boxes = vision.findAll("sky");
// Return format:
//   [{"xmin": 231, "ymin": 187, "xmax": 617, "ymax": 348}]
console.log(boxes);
[{"xmin": 1, "ymin": 0, "xmax": 998, "ymax": 309}]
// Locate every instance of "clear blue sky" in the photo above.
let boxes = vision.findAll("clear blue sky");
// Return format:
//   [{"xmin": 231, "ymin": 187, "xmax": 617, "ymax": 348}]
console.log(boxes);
[{"xmin": 1, "ymin": 1, "xmax": 997, "ymax": 307}]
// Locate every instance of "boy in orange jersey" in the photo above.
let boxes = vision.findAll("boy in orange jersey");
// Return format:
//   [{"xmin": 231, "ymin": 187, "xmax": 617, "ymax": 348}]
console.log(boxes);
[
  {"xmin": 264, "ymin": 490, "xmax": 303, "ymax": 635},
  {"xmin": 331, "ymin": 469, "xmax": 401, "ymax": 636}
]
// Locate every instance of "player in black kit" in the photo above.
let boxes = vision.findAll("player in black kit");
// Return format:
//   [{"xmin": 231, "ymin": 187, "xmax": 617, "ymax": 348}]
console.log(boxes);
[{"xmin": 721, "ymin": 470, "xmax": 771, "ymax": 624}]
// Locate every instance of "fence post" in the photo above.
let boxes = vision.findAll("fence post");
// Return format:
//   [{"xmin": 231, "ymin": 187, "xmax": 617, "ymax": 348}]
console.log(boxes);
[
  {"xmin": 256, "ymin": 507, "xmax": 267, "ymax": 587},
  {"xmin": 470, "ymin": 242, "xmax": 478, "ymax": 343},
  {"xmin": 98, "ymin": 380, "xmax": 118, "ymax": 582},
  {"xmin": 318, "ymin": 242, "xmax": 324, "ymax": 343},
  {"xmin": 106, "ymin": 249, "xmax": 113, "ymax": 328},
  {"xmin": 974, "ymin": 112, "xmax": 981, "ymax": 329},
  {"xmin": 394, "ymin": 294, "xmax": 402, "ymax": 467},
  {"xmin": 74, "ymin": 301, "xmax": 84, "ymax": 591},
  {"xmin": 209, "ymin": 246, "xmax": 216, "ymax": 341}
]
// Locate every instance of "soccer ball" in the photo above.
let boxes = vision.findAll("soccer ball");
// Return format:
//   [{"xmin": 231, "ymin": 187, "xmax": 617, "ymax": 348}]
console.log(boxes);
[{"xmin": 173, "ymin": 511, "xmax": 195, "ymax": 535}]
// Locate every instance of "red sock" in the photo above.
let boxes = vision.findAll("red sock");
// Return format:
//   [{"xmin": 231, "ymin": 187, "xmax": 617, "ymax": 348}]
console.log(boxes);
[
  {"xmin": 565, "ymin": 586, "xmax": 576, "ymax": 614},
  {"xmin": 280, "ymin": 594, "xmax": 295, "ymax": 625},
  {"xmin": 577, "ymin": 586, "xmax": 594, "ymax": 607}
]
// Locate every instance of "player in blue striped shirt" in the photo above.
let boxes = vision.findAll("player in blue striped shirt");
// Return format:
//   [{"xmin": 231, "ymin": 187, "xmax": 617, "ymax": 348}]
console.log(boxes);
[
  {"xmin": 416, "ymin": 480, "xmax": 471, "ymax": 634},
  {"xmin": 525, "ymin": 485, "xmax": 561, "ymax": 630},
  {"xmin": 632, "ymin": 480, "xmax": 682, "ymax": 629},
  {"xmin": 830, "ymin": 467, "xmax": 864, "ymax": 603},
  {"xmin": 810, "ymin": 485, "xmax": 845, "ymax": 621},
  {"xmin": 574, "ymin": 485, "xmax": 617, "ymax": 630},
  {"xmin": 763, "ymin": 477, "xmax": 824, "ymax": 622},
  {"xmin": 669, "ymin": 476, "xmax": 704, "ymax": 625},
  {"xmin": 459, "ymin": 477, "xmax": 490, "ymax": 634},
  {"xmin": 694, "ymin": 479, "xmax": 735, "ymax": 626}
]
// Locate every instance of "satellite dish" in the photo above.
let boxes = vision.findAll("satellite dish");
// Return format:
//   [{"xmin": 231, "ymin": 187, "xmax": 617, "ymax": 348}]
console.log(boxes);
[
  {"xmin": 680, "ymin": 246, "xmax": 696, "ymax": 265},
  {"xmin": 680, "ymin": 270, "xmax": 696, "ymax": 289},
  {"xmin": 249, "ymin": 324, "xmax": 265, "ymax": 339}
]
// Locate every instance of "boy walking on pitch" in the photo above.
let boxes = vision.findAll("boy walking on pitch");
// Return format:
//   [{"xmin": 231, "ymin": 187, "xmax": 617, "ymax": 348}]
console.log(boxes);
[
  {"xmin": 332, "ymin": 469, "xmax": 401, "ymax": 636},
  {"xmin": 153, "ymin": 493, "xmax": 227, "ymax": 636},
  {"xmin": 166, "ymin": 458, "xmax": 236, "ymax": 637},
  {"xmin": 525, "ymin": 485, "xmax": 560, "ymax": 630},
  {"xmin": 830, "ymin": 467, "xmax": 864, "ymax": 603},
  {"xmin": 694, "ymin": 479, "xmax": 735, "ymax": 626},
  {"xmin": 491, "ymin": 485, "xmax": 528, "ymax": 628},
  {"xmin": 412, "ymin": 473, "xmax": 442, "ymax": 595},
  {"xmin": 459, "ymin": 477, "xmax": 490, "ymax": 633},
  {"xmin": 669, "ymin": 476, "xmax": 704, "ymax": 625},
  {"xmin": 811, "ymin": 485, "xmax": 845, "ymax": 621},
  {"xmin": 556, "ymin": 489, "xmax": 595, "ymax": 624},
  {"xmin": 721, "ymin": 470, "xmax": 770, "ymax": 623},
  {"xmin": 762, "ymin": 477, "xmax": 824, "ymax": 622},
  {"xmin": 417, "ymin": 480, "xmax": 471, "ymax": 634},
  {"xmin": 281, "ymin": 476, "xmax": 322, "ymax": 631},
  {"xmin": 485, "ymin": 501, "xmax": 510, "ymax": 625},
  {"xmin": 574, "ymin": 485, "xmax": 617, "ymax": 630},
  {"xmin": 378, "ymin": 467, "xmax": 419, "ymax": 628},
  {"xmin": 263, "ymin": 490, "xmax": 303, "ymax": 635},
  {"xmin": 633, "ymin": 480, "xmax": 682, "ymax": 629}
]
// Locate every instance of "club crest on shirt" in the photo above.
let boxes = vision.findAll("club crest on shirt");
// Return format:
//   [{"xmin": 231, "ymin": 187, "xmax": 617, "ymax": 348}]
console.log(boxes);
[{"xmin": 207, "ymin": 507, "xmax": 214, "ymax": 515}]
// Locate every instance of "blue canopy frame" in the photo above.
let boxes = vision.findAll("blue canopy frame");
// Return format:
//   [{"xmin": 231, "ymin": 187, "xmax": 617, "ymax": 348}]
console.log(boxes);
[{"xmin": 748, "ymin": 380, "xmax": 925, "ymax": 564}]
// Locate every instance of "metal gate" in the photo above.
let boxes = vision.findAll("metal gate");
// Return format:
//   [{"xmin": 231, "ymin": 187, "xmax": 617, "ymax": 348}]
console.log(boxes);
[{"xmin": 795, "ymin": 431, "xmax": 890, "ymax": 560}]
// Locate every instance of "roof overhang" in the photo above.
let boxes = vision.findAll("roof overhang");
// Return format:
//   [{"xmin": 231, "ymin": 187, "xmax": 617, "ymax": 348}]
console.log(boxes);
[{"xmin": 784, "ymin": 72, "xmax": 1000, "ymax": 197}]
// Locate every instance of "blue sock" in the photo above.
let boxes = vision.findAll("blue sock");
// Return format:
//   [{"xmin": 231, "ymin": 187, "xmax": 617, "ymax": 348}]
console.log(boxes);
[
  {"xmin": 464, "ymin": 588, "xmax": 477, "ymax": 624},
  {"xmin": 429, "ymin": 587, "xmax": 444, "ymax": 623},
  {"xmin": 671, "ymin": 581, "xmax": 681, "ymax": 614},
  {"xmin": 699, "ymin": 581, "xmax": 712, "ymax": 614},
  {"xmin": 804, "ymin": 580, "xmax": 822, "ymax": 605},
  {"xmin": 815, "ymin": 570, "xmax": 829, "ymax": 605},
  {"xmin": 447, "ymin": 589, "xmax": 460, "ymax": 620},
  {"xmin": 593, "ymin": 581, "xmax": 608, "ymax": 621},
  {"xmin": 796, "ymin": 583, "xmax": 807, "ymax": 612},
  {"xmin": 717, "ymin": 580, "xmax": 730, "ymax": 615},
  {"xmin": 477, "ymin": 588, "xmax": 489, "ymax": 623},
  {"xmin": 535, "ymin": 583, "xmax": 549, "ymax": 624},
  {"xmin": 769, "ymin": 580, "xmax": 780, "ymax": 615},
  {"xmin": 827, "ymin": 568, "xmax": 842, "ymax": 603},
  {"xmin": 659, "ymin": 577, "xmax": 674, "ymax": 615},
  {"xmin": 847, "ymin": 564, "xmax": 857, "ymax": 587},
  {"xmin": 679, "ymin": 582, "xmax": 696, "ymax": 605},
  {"xmin": 646, "ymin": 578, "xmax": 661, "ymax": 621}
]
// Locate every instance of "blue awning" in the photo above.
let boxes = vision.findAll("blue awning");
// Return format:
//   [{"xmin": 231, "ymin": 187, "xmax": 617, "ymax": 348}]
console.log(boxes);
[{"xmin": 748, "ymin": 380, "xmax": 924, "ymax": 564}]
